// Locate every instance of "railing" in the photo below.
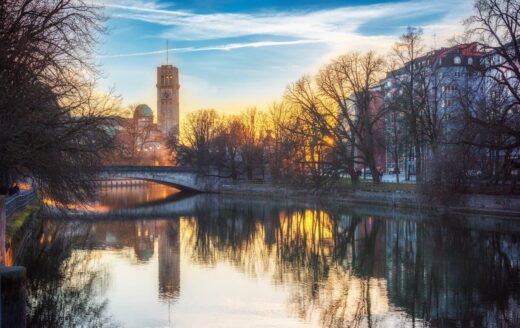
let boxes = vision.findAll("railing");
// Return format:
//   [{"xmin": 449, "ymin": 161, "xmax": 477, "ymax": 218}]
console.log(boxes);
[
  {"xmin": 5, "ymin": 189, "xmax": 37, "ymax": 218},
  {"xmin": 102, "ymin": 166, "xmax": 195, "ymax": 173}
]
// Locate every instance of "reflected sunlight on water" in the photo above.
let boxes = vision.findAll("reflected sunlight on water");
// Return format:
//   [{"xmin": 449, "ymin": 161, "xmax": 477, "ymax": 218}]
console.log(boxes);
[{"xmin": 6, "ymin": 183, "xmax": 520, "ymax": 327}]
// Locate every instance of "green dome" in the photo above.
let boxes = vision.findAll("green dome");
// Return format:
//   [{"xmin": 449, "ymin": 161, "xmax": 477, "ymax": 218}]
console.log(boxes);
[{"xmin": 134, "ymin": 104, "xmax": 153, "ymax": 118}]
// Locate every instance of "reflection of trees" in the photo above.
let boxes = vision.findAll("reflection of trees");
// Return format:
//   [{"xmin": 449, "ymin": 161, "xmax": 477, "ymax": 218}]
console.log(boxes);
[
  {"xmin": 182, "ymin": 203, "xmax": 520, "ymax": 327},
  {"xmin": 12, "ymin": 214, "xmax": 118, "ymax": 327},
  {"xmin": 387, "ymin": 219, "xmax": 520, "ymax": 327},
  {"xmin": 182, "ymin": 204, "xmax": 271, "ymax": 275}
]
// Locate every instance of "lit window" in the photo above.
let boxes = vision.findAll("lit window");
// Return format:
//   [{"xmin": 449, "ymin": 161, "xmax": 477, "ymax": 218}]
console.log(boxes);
[{"xmin": 454, "ymin": 56, "xmax": 461, "ymax": 64}]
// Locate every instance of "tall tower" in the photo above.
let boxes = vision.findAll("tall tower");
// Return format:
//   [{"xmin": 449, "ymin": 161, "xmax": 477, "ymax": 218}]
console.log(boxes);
[{"xmin": 156, "ymin": 65, "xmax": 180, "ymax": 136}]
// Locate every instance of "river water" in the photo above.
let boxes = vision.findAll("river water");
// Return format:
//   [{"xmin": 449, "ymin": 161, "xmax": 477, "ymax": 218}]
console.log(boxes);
[{"xmin": 6, "ymin": 182, "xmax": 520, "ymax": 327}]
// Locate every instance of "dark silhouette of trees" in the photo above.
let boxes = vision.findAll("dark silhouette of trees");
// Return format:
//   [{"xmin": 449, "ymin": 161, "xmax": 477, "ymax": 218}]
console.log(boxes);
[
  {"xmin": 317, "ymin": 51, "xmax": 386, "ymax": 183},
  {"xmin": 461, "ymin": 0, "xmax": 520, "ymax": 185},
  {"xmin": 168, "ymin": 109, "xmax": 221, "ymax": 174},
  {"xmin": 0, "ymin": 0, "xmax": 119, "ymax": 204}
]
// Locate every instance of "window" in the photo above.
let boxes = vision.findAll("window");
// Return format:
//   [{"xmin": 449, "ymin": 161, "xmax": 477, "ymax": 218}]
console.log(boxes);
[
  {"xmin": 441, "ymin": 99, "xmax": 455, "ymax": 108},
  {"xmin": 454, "ymin": 56, "xmax": 461, "ymax": 64},
  {"xmin": 444, "ymin": 85, "xmax": 457, "ymax": 92},
  {"xmin": 468, "ymin": 57, "xmax": 473, "ymax": 65},
  {"xmin": 454, "ymin": 71, "xmax": 462, "ymax": 78}
]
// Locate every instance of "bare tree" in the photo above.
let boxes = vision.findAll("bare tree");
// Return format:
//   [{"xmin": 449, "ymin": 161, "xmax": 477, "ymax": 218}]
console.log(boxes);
[
  {"xmin": 0, "ymin": 0, "xmax": 119, "ymax": 204},
  {"xmin": 390, "ymin": 27, "xmax": 427, "ymax": 182},
  {"xmin": 317, "ymin": 51, "xmax": 386, "ymax": 183},
  {"xmin": 239, "ymin": 108, "xmax": 263, "ymax": 180},
  {"xmin": 385, "ymin": 93, "xmax": 409, "ymax": 183},
  {"xmin": 168, "ymin": 109, "xmax": 221, "ymax": 174},
  {"xmin": 267, "ymin": 101, "xmax": 305, "ymax": 181},
  {"xmin": 463, "ymin": 0, "xmax": 520, "ymax": 180},
  {"xmin": 285, "ymin": 76, "xmax": 340, "ymax": 187}
]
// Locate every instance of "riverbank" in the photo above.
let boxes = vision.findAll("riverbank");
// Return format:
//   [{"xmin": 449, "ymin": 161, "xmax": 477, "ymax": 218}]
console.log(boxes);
[{"xmin": 219, "ymin": 181, "xmax": 520, "ymax": 218}]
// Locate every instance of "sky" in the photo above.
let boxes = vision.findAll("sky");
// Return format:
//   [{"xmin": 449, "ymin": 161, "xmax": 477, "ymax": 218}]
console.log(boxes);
[{"xmin": 96, "ymin": 0, "xmax": 474, "ymax": 118}]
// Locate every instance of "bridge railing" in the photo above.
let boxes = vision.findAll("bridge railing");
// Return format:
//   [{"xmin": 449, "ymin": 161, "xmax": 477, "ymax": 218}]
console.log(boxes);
[{"xmin": 102, "ymin": 166, "xmax": 196, "ymax": 173}]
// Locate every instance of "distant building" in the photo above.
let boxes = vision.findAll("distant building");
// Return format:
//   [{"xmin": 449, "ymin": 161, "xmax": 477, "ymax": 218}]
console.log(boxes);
[
  {"xmin": 156, "ymin": 65, "xmax": 180, "ymax": 137},
  {"xmin": 133, "ymin": 104, "xmax": 154, "ymax": 129},
  {"xmin": 132, "ymin": 104, "xmax": 164, "ymax": 156},
  {"xmin": 381, "ymin": 43, "xmax": 483, "ymax": 177}
]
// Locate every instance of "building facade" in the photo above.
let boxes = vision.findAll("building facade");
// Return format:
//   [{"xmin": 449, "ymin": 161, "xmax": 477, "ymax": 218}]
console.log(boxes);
[
  {"xmin": 379, "ymin": 43, "xmax": 483, "ymax": 178},
  {"xmin": 156, "ymin": 65, "xmax": 180, "ymax": 137}
]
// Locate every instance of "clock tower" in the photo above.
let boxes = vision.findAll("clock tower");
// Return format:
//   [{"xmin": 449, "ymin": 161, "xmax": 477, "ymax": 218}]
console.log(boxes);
[{"xmin": 156, "ymin": 64, "xmax": 180, "ymax": 136}]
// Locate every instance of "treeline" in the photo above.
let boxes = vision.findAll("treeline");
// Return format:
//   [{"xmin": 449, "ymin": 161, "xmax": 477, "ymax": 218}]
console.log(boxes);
[{"xmin": 169, "ymin": 0, "xmax": 520, "ymax": 194}]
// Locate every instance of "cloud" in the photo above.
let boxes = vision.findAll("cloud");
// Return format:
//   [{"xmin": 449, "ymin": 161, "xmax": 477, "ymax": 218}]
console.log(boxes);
[
  {"xmin": 102, "ymin": 0, "xmax": 468, "ymax": 41},
  {"xmin": 100, "ymin": 39, "xmax": 325, "ymax": 58},
  {"xmin": 96, "ymin": 0, "xmax": 473, "ymax": 112},
  {"xmin": 98, "ymin": 0, "xmax": 471, "ymax": 59}
]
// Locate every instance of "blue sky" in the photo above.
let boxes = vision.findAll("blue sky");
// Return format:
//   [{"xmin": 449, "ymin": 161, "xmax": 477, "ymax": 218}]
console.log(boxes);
[{"xmin": 96, "ymin": 0, "xmax": 472, "ymax": 116}]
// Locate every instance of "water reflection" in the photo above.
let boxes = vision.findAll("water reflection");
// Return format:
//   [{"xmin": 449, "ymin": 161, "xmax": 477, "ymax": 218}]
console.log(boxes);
[
  {"xmin": 13, "ymin": 219, "xmax": 117, "ymax": 327},
  {"xmin": 177, "ymin": 199, "xmax": 520, "ymax": 327},
  {"xmin": 96, "ymin": 182, "xmax": 180, "ymax": 209},
  {"xmin": 7, "ymin": 185, "xmax": 520, "ymax": 327}
]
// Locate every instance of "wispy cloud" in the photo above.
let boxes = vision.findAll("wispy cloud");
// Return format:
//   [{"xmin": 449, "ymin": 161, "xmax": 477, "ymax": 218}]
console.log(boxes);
[
  {"xmin": 99, "ymin": 0, "xmax": 470, "ymax": 57},
  {"xmin": 104, "ymin": 0, "xmax": 465, "ymax": 40},
  {"xmin": 100, "ymin": 39, "xmax": 324, "ymax": 58},
  {"xmin": 96, "ymin": 0, "xmax": 473, "ymax": 112}
]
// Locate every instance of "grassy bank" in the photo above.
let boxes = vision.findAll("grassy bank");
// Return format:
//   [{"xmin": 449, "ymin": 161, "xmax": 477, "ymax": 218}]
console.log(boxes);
[{"xmin": 7, "ymin": 200, "xmax": 41, "ymax": 236}]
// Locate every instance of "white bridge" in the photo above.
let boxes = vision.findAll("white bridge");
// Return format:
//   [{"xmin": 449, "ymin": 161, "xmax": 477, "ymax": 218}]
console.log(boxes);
[{"xmin": 99, "ymin": 166, "xmax": 223, "ymax": 192}]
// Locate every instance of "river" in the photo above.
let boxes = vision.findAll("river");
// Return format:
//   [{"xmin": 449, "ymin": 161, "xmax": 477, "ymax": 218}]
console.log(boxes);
[{"xmin": 5, "ymin": 182, "xmax": 520, "ymax": 327}]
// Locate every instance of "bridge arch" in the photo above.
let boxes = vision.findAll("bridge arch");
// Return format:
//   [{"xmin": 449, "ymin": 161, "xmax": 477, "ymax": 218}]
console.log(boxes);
[{"xmin": 99, "ymin": 166, "xmax": 222, "ymax": 192}]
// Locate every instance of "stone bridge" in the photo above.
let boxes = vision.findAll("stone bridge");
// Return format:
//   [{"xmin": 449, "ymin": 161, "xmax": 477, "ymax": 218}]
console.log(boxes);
[{"xmin": 99, "ymin": 166, "xmax": 223, "ymax": 192}]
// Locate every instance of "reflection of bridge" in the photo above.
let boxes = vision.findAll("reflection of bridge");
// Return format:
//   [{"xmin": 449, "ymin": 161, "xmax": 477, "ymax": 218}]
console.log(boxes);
[{"xmin": 99, "ymin": 166, "xmax": 222, "ymax": 192}]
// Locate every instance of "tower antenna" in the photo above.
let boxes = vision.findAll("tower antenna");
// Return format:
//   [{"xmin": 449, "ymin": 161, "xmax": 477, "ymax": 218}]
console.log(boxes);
[{"xmin": 166, "ymin": 40, "xmax": 169, "ymax": 64}]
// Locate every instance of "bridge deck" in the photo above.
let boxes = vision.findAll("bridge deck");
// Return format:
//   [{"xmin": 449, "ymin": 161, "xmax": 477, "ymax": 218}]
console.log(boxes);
[{"xmin": 103, "ymin": 166, "xmax": 196, "ymax": 173}]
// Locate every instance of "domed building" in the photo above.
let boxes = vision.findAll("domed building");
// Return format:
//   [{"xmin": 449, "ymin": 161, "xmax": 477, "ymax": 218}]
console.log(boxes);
[
  {"xmin": 130, "ymin": 104, "xmax": 169, "ymax": 165},
  {"xmin": 133, "ymin": 104, "xmax": 154, "ymax": 129}
]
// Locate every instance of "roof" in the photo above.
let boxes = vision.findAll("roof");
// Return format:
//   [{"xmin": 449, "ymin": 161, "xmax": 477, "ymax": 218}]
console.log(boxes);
[{"xmin": 134, "ymin": 104, "xmax": 153, "ymax": 118}]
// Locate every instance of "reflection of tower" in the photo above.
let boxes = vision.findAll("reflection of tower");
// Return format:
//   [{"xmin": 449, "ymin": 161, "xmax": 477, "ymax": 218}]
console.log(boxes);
[
  {"xmin": 156, "ymin": 64, "xmax": 180, "ymax": 136},
  {"xmin": 134, "ymin": 221, "xmax": 155, "ymax": 261},
  {"xmin": 158, "ymin": 220, "xmax": 180, "ymax": 300}
]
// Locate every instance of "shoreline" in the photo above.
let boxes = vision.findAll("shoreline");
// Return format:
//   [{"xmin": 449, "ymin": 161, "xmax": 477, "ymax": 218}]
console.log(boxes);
[{"xmin": 217, "ymin": 182, "xmax": 520, "ymax": 218}]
